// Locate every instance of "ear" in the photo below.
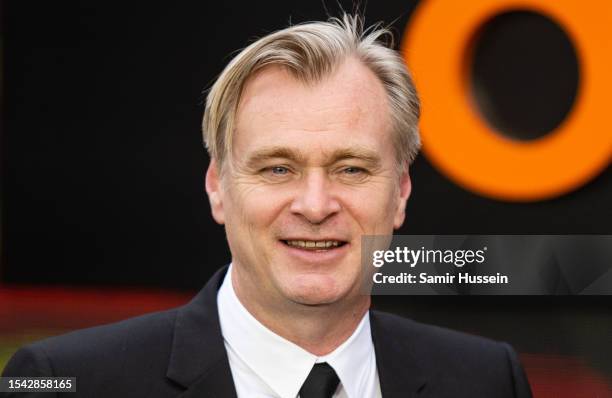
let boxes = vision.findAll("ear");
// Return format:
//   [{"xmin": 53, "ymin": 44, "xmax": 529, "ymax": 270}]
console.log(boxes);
[
  {"xmin": 393, "ymin": 164, "xmax": 412, "ymax": 229},
  {"xmin": 205, "ymin": 158, "xmax": 225, "ymax": 225}
]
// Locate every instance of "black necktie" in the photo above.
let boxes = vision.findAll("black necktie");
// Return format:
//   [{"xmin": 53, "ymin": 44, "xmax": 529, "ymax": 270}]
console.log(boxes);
[{"xmin": 299, "ymin": 362, "xmax": 340, "ymax": 398}]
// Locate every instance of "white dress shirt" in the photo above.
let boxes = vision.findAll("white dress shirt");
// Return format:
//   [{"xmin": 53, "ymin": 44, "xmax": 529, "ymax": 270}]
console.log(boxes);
[{"xmin": 217, "ymin": 265, "xmax": 382, "ymax": 398}]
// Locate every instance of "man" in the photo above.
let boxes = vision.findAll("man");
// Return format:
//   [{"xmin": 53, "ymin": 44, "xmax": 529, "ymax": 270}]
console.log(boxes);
[{"xmin": 3, "ymin": 14, "xmax": 532, "ymax": 397}]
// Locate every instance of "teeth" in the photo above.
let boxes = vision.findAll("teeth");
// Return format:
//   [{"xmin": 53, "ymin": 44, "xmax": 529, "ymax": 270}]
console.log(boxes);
[{"xmin": 286, "ymin": 240, "xmax": 342, "ymax": 249}]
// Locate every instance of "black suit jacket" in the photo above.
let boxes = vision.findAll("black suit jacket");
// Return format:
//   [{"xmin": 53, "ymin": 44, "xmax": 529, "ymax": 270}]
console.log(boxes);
[{"xmin": 3, "ymin": 266, "xmax": 532, "ymax": 397}]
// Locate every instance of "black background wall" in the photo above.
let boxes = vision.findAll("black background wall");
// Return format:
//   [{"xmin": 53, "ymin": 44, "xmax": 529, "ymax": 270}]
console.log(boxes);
[
  {"xmin": 2, "ymin": 0, "xmax": 612, "ymax": 380},
  {"xmin": 3, "ymin": 0, "xmax": 610, "ymax": 289}
]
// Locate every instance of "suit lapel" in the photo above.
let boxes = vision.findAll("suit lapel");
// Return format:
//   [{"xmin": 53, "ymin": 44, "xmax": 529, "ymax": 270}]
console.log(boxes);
[
  {"xmin": 166, "ymin": 268, "xmax": 428, "ymax": 398},
  {"xmin": 166, "ymin": 266, "xmax": 237, "ymax": 398},
  {"xmin": 175, "ymin": 363, "xmax": 236, "ymax": 398},
  {"xmin": 370, "ymin": 311, "xmax": 428, "ymax": 398}
]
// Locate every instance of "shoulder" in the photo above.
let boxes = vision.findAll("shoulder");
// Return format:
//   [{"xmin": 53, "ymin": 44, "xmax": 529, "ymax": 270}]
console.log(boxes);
[
  {"xmin": 3, "ymin": 309, "xmax": 188, "ymax": 396},
  {"xmin": 2, "ymin": 268, "xmax": 229, "ymax": 397},
  {"xmin": 371, "ymin": 310, "xmax": 523, "ymax": 380},
  {"xmin": 371, "ymin": 309, "xmax": 510, "ymax": 355},
  {"xmin": 371, "ymin": 311, "xmax": 532, "ymax": 397},
  {"xmin": 2, "ymin": 309, "xmax": 179, "ymax": 389},
  {"xmin": 39, "ymin": 308, "xmax": 176, "ymax": 366}
]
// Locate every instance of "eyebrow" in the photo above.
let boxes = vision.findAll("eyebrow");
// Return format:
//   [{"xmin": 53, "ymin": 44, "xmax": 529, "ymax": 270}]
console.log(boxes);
[
  {"xmin": 246, "ymin": 147, "xmax": 307, "ymax": 167},
  {"xmin": 324, "ymin": 147, "xmax": 382, "ymax": 168},
  {"xmin": 245, "ymin": 145, "xmax": 383, "ymax": 169}
]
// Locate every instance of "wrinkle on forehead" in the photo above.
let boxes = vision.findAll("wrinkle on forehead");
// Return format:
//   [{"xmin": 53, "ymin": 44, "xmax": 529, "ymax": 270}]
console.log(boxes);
[{"xmin": 234, "ymin": 56, "xmax": 392, "ymax": 143}]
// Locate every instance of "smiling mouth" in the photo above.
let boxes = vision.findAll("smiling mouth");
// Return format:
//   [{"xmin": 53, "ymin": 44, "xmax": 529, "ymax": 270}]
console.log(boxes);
[{"xmin": 281, "ymin": 240, "xmax": 348, "ymax": 250}]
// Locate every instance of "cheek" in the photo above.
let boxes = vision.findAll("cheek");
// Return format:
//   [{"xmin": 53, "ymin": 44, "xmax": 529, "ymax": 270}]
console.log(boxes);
[
  {"xmin": 226, "ymin": 183, "xmax": 291, "ymax": 235},
  {"xmin": 342, "ymin": 183, "xmax": 398, "ymax": 219}
]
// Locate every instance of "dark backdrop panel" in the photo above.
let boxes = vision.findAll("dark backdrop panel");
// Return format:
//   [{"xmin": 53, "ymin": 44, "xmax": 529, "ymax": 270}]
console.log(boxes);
[{"xmin": 2, "ymin": 0, "xmax": 611, "ymax": 289}]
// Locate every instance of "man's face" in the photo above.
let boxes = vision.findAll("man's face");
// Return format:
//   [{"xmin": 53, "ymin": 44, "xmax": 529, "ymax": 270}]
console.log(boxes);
[{"xmin": 206, "ymin": 58, "xmax": 411, "ymax": 307}]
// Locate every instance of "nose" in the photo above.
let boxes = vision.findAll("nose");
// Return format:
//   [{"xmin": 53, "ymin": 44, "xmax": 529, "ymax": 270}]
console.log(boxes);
[{"xmin": 290, "ymin": 169, "xmax": 341, "ymax": 224}]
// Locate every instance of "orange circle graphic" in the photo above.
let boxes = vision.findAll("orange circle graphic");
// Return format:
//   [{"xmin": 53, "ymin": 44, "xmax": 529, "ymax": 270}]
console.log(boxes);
[{"xmin": 402, "ymin": 0, "xmax": 612, "ymax": 201}]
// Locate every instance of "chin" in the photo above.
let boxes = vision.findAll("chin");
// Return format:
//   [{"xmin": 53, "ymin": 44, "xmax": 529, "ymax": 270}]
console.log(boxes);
[{"xmin": 282, "ymin": 274, "xmax": 349, "ymax": 306}]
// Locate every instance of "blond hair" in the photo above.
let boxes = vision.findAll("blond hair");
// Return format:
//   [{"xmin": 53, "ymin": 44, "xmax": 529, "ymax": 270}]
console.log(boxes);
[{"xmin": 203, "ymin": 14, "xmax": 420, "ymax": 168}]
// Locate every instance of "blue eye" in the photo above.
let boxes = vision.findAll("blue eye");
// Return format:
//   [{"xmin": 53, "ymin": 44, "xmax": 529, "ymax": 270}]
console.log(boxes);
[
  {"xmin": 271, "ymin": 166, "xmax": 289, "ymax": 175},
  {"xmin": 343, "ymin": 167, "xmax": 363, "ymax": 174}
]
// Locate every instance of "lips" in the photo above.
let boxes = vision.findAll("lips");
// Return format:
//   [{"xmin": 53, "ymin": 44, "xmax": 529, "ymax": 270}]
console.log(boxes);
[
  {"xmin": 280, "ymin": 239, "xmax": 348, "ymax": 251},
  {"xmin": 278, "ymin": 237, "xmax": 350, "ymax": 264}
]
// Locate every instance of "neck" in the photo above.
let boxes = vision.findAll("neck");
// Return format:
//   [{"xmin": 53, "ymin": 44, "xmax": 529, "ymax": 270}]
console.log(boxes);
[{"xmin": 231, "ymin": 266, "xmax": 370, "ymax": 356}]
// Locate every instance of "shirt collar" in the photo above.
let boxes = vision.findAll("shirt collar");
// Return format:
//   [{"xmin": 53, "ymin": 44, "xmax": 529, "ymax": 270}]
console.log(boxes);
[{"xmin": 217, "ymin": 264, "xmax": 375, "ymax": 398}]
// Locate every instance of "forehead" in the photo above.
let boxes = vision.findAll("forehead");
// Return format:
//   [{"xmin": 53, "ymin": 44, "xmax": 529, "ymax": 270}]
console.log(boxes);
[{"xmin": 233, "ymin": 58, "xmax": 393, "ymax": 159}]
